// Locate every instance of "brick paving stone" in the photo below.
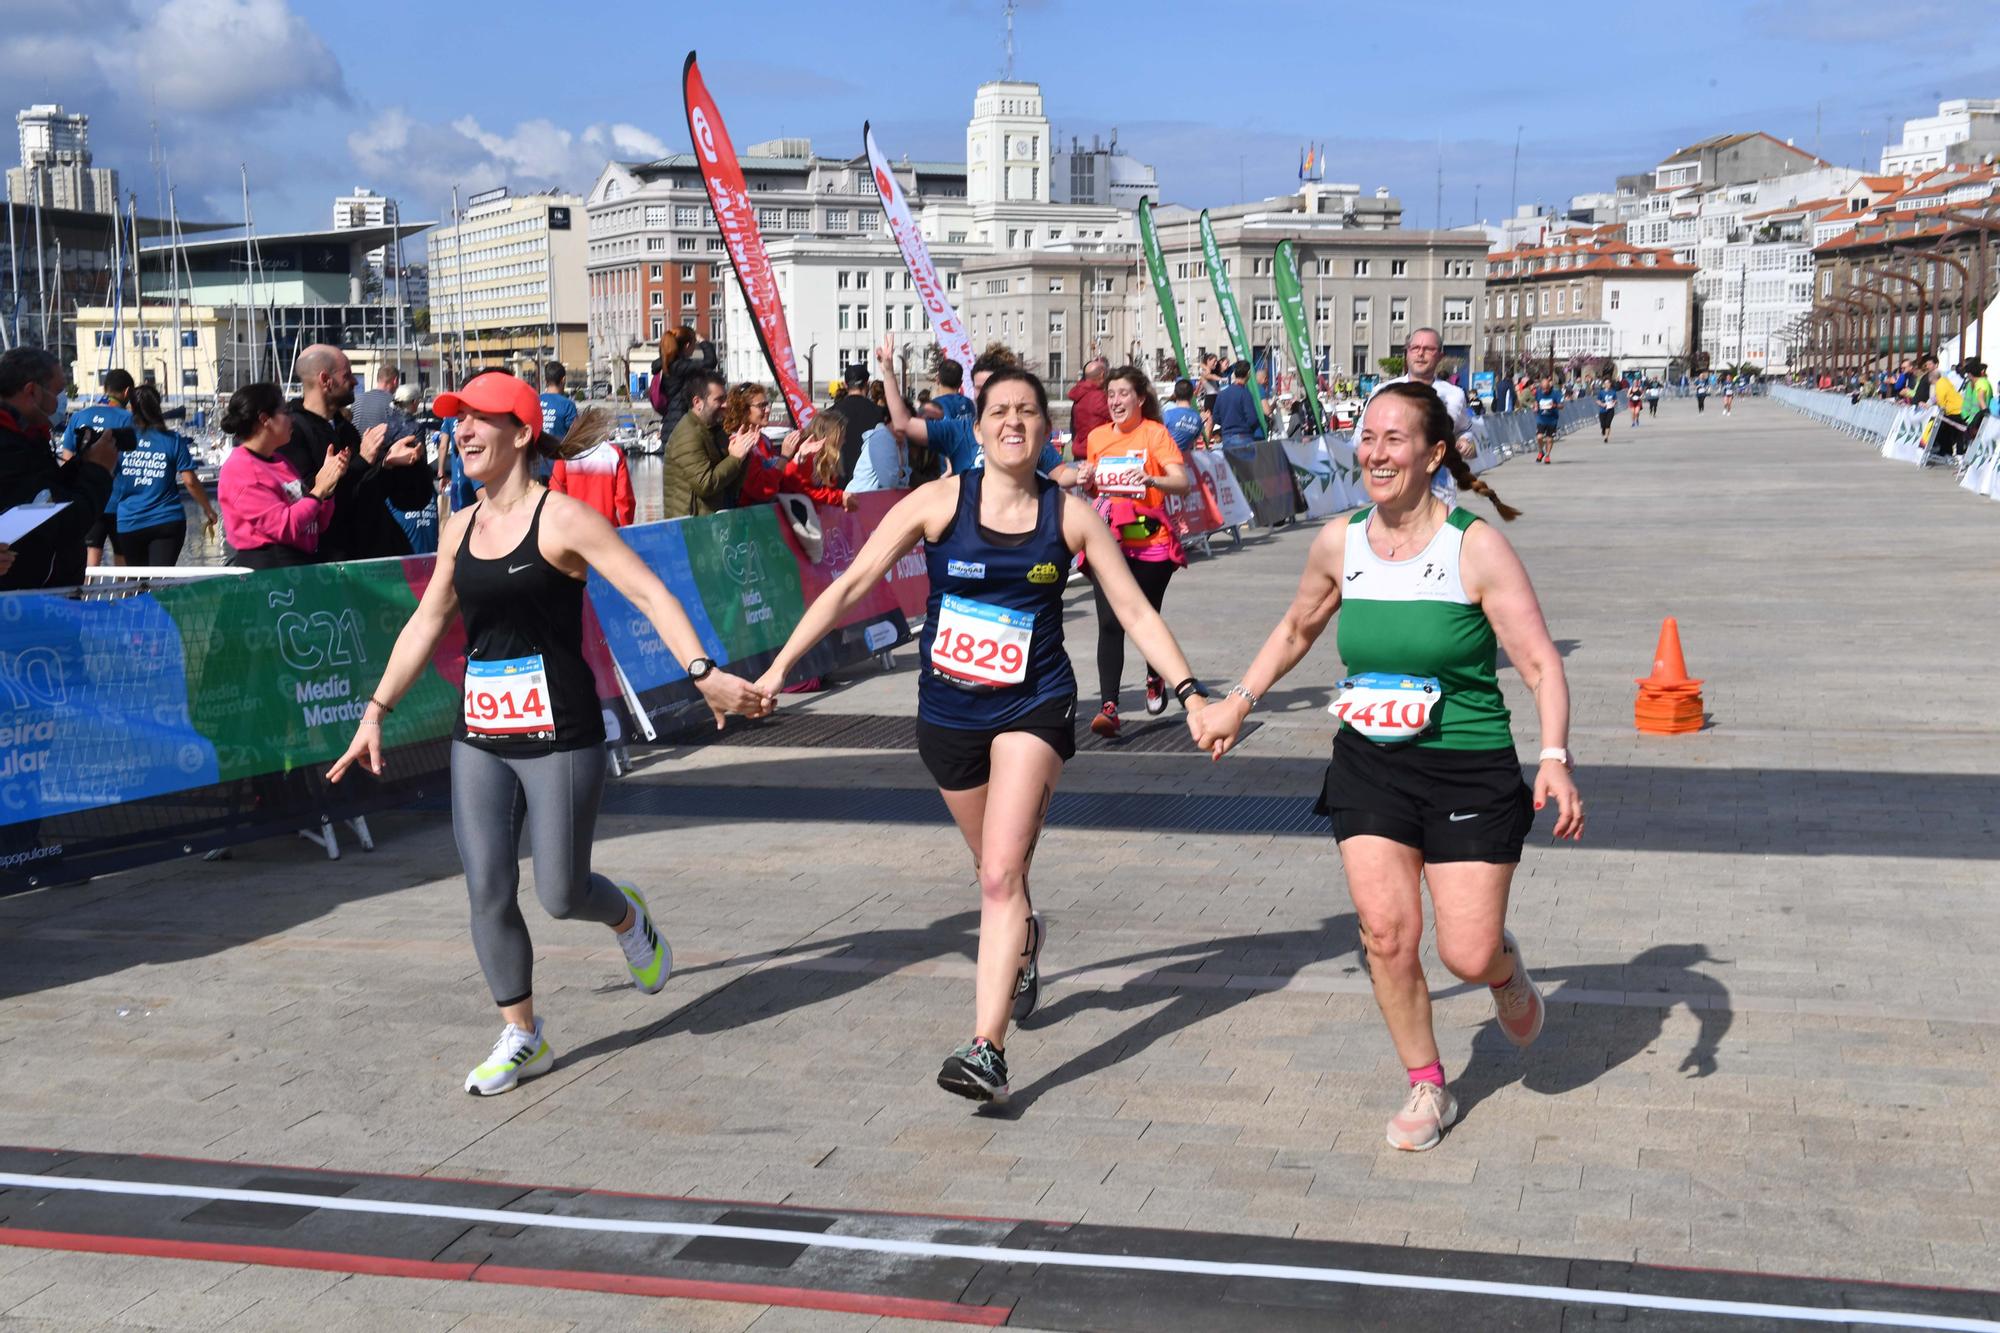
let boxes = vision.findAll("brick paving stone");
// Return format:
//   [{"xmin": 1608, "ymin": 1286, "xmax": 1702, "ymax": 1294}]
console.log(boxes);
[{"xmin": 3, "ymin": 402, "xmax": 1998, "ymax": 1321}]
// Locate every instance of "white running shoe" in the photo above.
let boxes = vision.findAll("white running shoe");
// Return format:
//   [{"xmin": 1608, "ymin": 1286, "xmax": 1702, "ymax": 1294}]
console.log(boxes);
[
  {"xmin": 615, "ymin": 883, "xmax": 671, "ymax": 995},
  {"xmin": 1491, "ymin": 928, "xmax": 1545, "ymax": 1048},
  {"xmin": 464, "ymin": 1019, "xmax": 554, "ymax": 1096}
]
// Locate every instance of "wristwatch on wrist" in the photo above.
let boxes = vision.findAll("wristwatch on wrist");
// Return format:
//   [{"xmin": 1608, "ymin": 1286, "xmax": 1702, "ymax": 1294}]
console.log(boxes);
[
  {"xmin": 1538, "ymin": 746, "xmax": 1573, "ymax": 769},
  {"xmin": 1173, "ymin": 677, "xmax": 1210, "ymax": 710},
  {"xmin": 687, "ymin": 656, "xmax": 716, "ymax": 682}
]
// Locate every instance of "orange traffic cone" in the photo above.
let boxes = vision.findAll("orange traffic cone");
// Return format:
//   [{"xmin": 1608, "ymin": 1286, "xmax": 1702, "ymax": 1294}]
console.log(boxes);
[{"xmin": 1635, "ymin": 617, "xmax": 1705, "ymax": 735}]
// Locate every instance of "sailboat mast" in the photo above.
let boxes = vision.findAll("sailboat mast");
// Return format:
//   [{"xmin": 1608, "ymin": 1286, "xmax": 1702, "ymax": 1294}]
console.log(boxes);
[{"xmin": 241, "ymin": 166, "xmax": 257, "ymax": 385}]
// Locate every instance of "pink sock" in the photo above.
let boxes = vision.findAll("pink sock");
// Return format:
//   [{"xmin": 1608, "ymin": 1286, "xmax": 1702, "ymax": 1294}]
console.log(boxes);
[{"xmin": 1407, "ymin": 1060, "xmax": 1445, "ymax": 1088}]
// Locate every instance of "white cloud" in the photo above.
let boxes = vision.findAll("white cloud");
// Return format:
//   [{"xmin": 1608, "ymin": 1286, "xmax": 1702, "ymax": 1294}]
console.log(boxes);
[
  {"xmin": 135, "ymin": 0, "xmax": 344, "ymax": 114},
  {"xmin": 346, "ymin": 111, "xmax": 679, "ymax": 206}
]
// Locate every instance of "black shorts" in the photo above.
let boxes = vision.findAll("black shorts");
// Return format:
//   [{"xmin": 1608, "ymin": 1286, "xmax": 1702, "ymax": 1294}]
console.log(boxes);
[
  {"xmin": 916, "ymin": 695, "xmax": 1077, "ymax": 791},
  {"xmin": 1598, "ymin": 410, "xmax": 1615, "ymax": 430},
  {"xmin": 112, "ymin": 521, "xmax": 188, "ymax": 566},
  {"xmin": 83, "ymin": 511, "xmax": 117, "ymax": 549},
  {"xmin": 1316, "ymin": 726, "xmax": 1533, "ymax": 863}
]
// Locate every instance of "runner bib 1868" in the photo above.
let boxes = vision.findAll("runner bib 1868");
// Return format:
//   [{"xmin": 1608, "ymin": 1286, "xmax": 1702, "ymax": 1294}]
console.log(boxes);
[
  {"xmin": 1093, "ymin": 454, "xmax": 1148, "ymax": 497},
  {"xmin": 1330, "ymin": 672, "xmax": 1442, "ymax": 742},
  {"xmin": 929, "ymin": 594, "xmax": 1033, "ymax": 691},
  {"xmin": 464, "ymin": 654, "xmax": 555, "ymax": 736}
]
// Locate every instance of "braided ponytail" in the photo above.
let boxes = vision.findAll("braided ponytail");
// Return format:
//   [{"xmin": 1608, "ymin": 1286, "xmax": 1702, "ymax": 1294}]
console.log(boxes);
[{"xmin": 1436, "ymin": 435, "xmax": 1520, "ymax": 521}]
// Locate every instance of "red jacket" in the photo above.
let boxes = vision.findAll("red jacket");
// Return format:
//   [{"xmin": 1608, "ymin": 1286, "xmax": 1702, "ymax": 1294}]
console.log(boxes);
[
  {"xmin": 738, "ymin": 439, "xmax": 844, "ymax": 507},
  {"xmin": 549, "ymin": 440, "xmax": 636, "ymax": 526},
  {"xmin": 1067, "ymin": 378, "xmax": 1110, "ymax": 459}
]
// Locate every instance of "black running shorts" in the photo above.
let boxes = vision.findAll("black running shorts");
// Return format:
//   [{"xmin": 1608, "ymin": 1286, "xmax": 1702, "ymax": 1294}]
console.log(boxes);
[
  {"xmin": 916, "ymin": 695, "xmax": 1077, "ymax": 791},
  {"xmin": 1316, "ymin": 726, "xmax": 1534, "ymax": 863}
]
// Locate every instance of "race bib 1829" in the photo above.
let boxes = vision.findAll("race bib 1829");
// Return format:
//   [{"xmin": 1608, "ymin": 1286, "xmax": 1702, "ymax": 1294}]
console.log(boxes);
[
  {"xmin": 929, "ymin": 594, "xmax": 1033, "ymax": 691},
  {"xmin": 1330, "ymin": 672, "xmax": 1442, "ymax": 742},
  {"xmin": 464, "ymin": 654, "xmax": 554, "ymax": 736}
]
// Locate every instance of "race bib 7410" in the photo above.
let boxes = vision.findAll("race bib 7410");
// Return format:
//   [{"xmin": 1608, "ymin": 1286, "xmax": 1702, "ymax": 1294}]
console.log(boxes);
[{"xmin": 1330, "ymin": 672, "xmax": 1441, "ymax": 742}]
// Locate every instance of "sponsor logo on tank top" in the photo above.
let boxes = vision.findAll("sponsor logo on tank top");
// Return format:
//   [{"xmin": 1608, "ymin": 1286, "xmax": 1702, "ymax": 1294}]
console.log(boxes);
[
  {"xmin": 1026, "ymin": 561, "xmax": 1059, "ymax": 584},
  {"xmin": 947, "ymin": 559, "xmax": 986, "ymax": 579}
]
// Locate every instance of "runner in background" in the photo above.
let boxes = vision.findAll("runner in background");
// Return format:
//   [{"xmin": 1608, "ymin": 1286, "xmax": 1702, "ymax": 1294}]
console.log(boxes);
[
  {"xmin": 1080, "ymin": 367, "xmax": 1190, "ymax": 736},
  {"xmin": 1694, "ymin": 376, "xmax": 1709, "ymax": 414},
  {"xmin": 1194, "ymin": 382, "xmax": 1579, "ymax": 1152},
  {"xmin": 754, "ymin": 367, "xmax": 1214, "ymax": 1107},
  {"xmin": 1722, "ymin": 379, "xmax": 1735, "ymax": 416},
  {"xmin": 929, "ymin": 359, "xmax": 974, "ymax": 422},
  {"xmin": 1534, "ymin": 378, "xmax": 1562, "ymax": 464},
  {"xmin": 328, "ymin": 372, "xmax": 772, "ymax": 1097},
  {"xmin": 1627, "ymin": 377, "xmax": 1644, "ymax": 427},
  {"xmin": 1596, "ymin": 379, "xmax": 1617, "ymax": 442}
]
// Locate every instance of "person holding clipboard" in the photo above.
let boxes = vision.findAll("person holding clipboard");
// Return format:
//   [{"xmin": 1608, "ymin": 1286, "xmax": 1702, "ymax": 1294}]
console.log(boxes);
[{"xmin": 1077, "ymin": 366, "xmax": 1191, "ymax": 737}]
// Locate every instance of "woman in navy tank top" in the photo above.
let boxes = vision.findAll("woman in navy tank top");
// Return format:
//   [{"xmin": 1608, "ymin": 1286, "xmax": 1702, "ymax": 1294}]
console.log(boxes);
[
  {"xmin": 329, "ymin": 372, "xmax": 774, "ymax": 1098},
  {"xmin": 759, "ymin": 368, "xmax": 1218, "ymax": 1106}
]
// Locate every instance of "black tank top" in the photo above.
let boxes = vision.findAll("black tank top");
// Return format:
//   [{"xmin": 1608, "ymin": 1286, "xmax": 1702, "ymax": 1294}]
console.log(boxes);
[{"xmin": 451, "ymin": 491, "xmax": 603, "ymax": 754}]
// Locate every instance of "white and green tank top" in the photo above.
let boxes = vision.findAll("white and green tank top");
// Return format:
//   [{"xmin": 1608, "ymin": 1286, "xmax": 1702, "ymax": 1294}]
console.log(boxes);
[{"xmin": 1334, "ymin": 506, "xmax": 1513, "ymax": 750}]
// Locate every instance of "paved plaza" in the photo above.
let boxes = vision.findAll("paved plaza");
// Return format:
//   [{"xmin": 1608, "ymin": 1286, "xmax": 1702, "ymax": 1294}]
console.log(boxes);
[{"xmin": 1, "ymin": 397, "xmax": 1997, "ymax": 1329}]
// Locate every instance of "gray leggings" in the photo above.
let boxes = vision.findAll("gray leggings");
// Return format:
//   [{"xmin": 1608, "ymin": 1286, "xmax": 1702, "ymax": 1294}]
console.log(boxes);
[{"xmin": 450, "ymin": 740, "xmax": 627, "ymax": 1007}]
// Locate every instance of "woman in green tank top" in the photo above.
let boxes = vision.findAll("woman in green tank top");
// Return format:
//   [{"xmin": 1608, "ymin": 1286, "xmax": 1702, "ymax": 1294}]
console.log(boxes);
[{"xmin": 1194, "ymin": 383, "xmax": 1583, "ymax": 1153}]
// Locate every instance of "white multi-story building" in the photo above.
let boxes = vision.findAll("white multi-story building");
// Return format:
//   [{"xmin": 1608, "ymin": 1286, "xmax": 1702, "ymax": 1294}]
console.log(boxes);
[
  {"xmin": 585, "ymin": 141, "xmax": 967, "ymax": 390},
  {"xmin": 332, "ymin": 186, "xmax": 400, "ymax": 286},
  {"xmin": 1881, "ymin": 99, "xmax": 2000, "ymax": 175},
  {"xmin": 1484, "ymin": 235, "xmax": 1694, "ymax": 376},
  {"xmin": 1052, "ymin": 133, "xmax": 1158, "ymax": 210},
  {"xmin": 427, "ymin": 188, "xmax": 587, "ymax": 373},
  {"xmin": 7, "ymin": 104, "xmax": 118, "ymax": 214}
]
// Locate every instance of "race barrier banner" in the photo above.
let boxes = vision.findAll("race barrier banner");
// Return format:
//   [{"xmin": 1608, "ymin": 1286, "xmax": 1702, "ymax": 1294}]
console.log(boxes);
[
  {"xmin": 683, "ymin": 53, "xmax": 816, "ymax": 429},
  {"xmin": 866, "ymin": 122, "xmax": 974, "ymax": 385},
  {"xmin": 1221, "ymin": 439, "xmax": 1303, "ymax": 527},
  {"xmin": 0, "ymin": 497, "xmax": 927, "ymax": 892},
  {"xmin": 1774, "ymin": 384, "xmax": 2000, "ymax": 504},
  {"xmin": 1284, "ymin": 434, "xmax": 1366, "ymax": 519},
  {"xmin": 1137, "ymin": 198, "xmax": 1188, "ymax": 378}
]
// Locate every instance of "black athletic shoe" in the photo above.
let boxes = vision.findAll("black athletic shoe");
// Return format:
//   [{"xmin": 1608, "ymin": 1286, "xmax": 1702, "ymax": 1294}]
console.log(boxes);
[
  {"xmin": 1012, "ymin": 911, "xmax": 1045, "ymax": 1023},
  {"xmin": 938, "ymin": 1037, "xmax": 1010, "ymax": 1104}
]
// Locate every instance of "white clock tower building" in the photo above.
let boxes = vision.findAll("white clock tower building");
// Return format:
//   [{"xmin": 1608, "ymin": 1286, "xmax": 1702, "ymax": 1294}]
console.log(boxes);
[{"xmin": 966, "ymin": 81, "xmax": 1050, "ymax": 207}]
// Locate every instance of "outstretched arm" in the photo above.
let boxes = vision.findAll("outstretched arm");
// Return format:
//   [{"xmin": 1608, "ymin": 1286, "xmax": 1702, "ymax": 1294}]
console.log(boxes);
[
  {"xmin": 1191, "ymin": 520, "xmax": 1345, "ymax": 760},
  {"xmin": 877, "ymin": 333, "xmax": 931, "ymax": 446}
]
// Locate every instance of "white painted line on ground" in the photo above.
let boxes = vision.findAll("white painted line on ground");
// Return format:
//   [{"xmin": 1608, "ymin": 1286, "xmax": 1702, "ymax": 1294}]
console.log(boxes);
[{"xmin": 0, "ymin": 1173, "xmax": 1991, "ymax": 1330}]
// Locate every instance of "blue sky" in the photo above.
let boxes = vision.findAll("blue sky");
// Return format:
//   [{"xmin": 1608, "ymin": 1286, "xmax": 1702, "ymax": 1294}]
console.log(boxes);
[{"xmin": 7, "ymin": 0, "xmax": 1997, "ymax": 236}]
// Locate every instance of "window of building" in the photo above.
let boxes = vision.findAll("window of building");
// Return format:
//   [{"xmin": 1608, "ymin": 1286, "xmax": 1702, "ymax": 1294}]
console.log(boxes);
[
  {"xmin": 837, "ymin": 270, "xmax": 850, "ymax": 290},
  {"xmin": 1391, "ymin": 259, "xmax": 1407, "ymax": 276},
  {"xmin": 856, "ymin": 305, "xmax": 870, "ymax": 330},
  {"xmin": 646, "ymin": 237, "xmax": 665, "ymax": 251},
  {"xmin": 682, "ymin": 291, "xmax": 695, "ymax": 309},
  {"xmin": 945, "ymin": 272, "xmax": 959, "ymax": 291},
  {"xmin": 180, "ymin": 330, "xmax": 198, "ymax": 348},
  {"xmin": 1540, "ymin": 290, "xmax": 1550, "ymax": 314},
  {"xmin": 710, "ymin": 313, "xmax": 723, "ymax": 339},
  {"xmin": 645, "ymin": 205, "xmax": 667, "ymax": 227},
  {"xmin": 1095, "ymin": 312, "xmax": 1109, "ymax": 336},
  {"xmin": 648, "ymin": 263, "xmax": 663, "ymax": 280},
  {"xmin": 947, "ymin": 231, "xmax": 967, "ymax": 243},
  {"xmin": 182, "ymin": 368, "xmax": 200, "ymax": 388},
  {"xmin": 650, "ymin": 291, "xmax": 663, "ymax": 308},
  {"xmin": 711, "ymin": 263, "xmax": 723, "ymax": 279},
  {"xmin": 1353, "ymin": 258, "xmax": 1371, "ymax": 277},
  {"xmin": 1049, "ymin": 277, "xmax": 1065, "ymax": 293},
  {"xmin": 827, "ymin": 209, "xmax": 849, "ymax": 230},
  {"xmin": 855, "ymin": 270, "xmax": 870, "ymax": 290},
  {"xmin": 93, "ymin": 330, "xmax": 114, "ymax": 348},
  {"xmin": 681, "ymin": 264, "xmax": 696, "ymax": 281},
  {"xmin": 711, "ymin": 291, "xmax": 722, "ymax": 308},
  {"xmin": 1444, "ymin": 297, "xmax": 1470, "ymax": 324},
  {"xmin": 673, "ymin": 205, "xmax": 699, "ymax": 227},
  {"xmin": 1555, "ymin": 290, "xmax": 1566, "ymax": 314},
  {"xmin": 757, "ymin": 207, "xmax": 782, "ymax": 228},
  {"xmin": 860, "ymin": 211, "xmax": 882, "ymax": 232},
  {"xmin": 707, "ymin": 238, "xmax": 724, "ymax": 252},
  {"xmin": 838, "ymin": 305, "xmax": 851, "ymax": 330},
  {"xmin": 1609, "ymin": 290, "xmax": 1620, "ymax": 310},
  {"xmin": 1314, "ymin": 297, "xmax": 1333, "ymax": 324},
  {"xmin": 675, "ymin": 237, "xmax": 697, "ymax": 252},
  {"xmin": 1252, "ymin": 300, "xmax": 1278, "ymax": 322},
  {"xmin": 1390, "ymin": 297, "xmax": 1409, "ymax": 324},
  {"xmin": 787, "ymin": 208, "xmax": 810, "ymax": 229},
  {"xmin": 904, "ymin": 304, "xmax": 916, "ymax": 331},
  {"xmin": 651, "ymin": 316, "xmax": 665, "ymax": 338},
  {"xmin": 1353, "ymin": 296, "xmax": 1371, "ymax": 322},
  {"xmin": 1571, "ymin": 285, "xmax": 1582, "ymax": 311}
]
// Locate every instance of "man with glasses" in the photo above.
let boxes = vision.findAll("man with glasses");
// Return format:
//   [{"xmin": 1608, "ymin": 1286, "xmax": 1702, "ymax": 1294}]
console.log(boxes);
[
  {"xmin": 0, "ymin": 348, "xmax": 119, "ymax": 589},
  {"xmin": 1373, "ymin": 328, "xmax": 1477, "ymax": 458}
]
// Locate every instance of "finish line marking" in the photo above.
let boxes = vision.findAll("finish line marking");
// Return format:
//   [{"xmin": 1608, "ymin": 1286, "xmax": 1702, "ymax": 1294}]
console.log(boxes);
[{"xmin": 0, "ymin": 1173, "xmax": 1991, "ymax": 1330}]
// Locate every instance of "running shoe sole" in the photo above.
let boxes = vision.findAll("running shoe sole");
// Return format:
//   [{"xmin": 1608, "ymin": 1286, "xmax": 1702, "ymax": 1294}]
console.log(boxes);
[
  {"xmin": 616, "ymin": 883, "xmax": 672, "ymax": 995},
  {"xmin": 1496, "ymin": 928, "xmax": 1545, "ymax": 1048},
  {"xmin": 464, "ymin": 1039, "xmax": 555, "ymax": 1097},
  {"xmin": 1090, "ymin": 711, "xmax": 1121, "ymax": 739},
  {"xmin": 937, "ymin": 1055, "xmax": 1010, "ymax": 1106},
  {"xmin": 1012, "ymin": 911, "xmax": 1044, "ymax": 1023}
]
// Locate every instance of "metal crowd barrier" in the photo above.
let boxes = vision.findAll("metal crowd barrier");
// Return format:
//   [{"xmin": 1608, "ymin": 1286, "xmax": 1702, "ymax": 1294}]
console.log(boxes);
[{"xmin": 1773, "ymin": 384, "xmax": 2000, "ymax": 504}]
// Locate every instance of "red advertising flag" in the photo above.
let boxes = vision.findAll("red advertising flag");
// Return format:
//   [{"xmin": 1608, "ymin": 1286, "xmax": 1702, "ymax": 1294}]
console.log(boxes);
[{"xmin": 682, "ymin": 53, "xmax": 815, "ymax": 428}]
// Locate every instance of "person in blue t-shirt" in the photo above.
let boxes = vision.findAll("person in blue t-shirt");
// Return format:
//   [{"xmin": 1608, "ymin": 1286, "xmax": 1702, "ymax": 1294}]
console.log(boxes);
[
  {"xmin": 1533, "ymin": 378, "xmax": 1563, "ymax": 464},
  {"xmin": 537, "ymin": 360, "xmax": 580, "ymax": 444},
  {"xmin": 58, "ymin": 367, "xmax": 137, "ymax": 568},
  {"xmin": 1162, "ymin": 378, "xmax": 1205, "ymax": 449},
  {"xmin": 876, "ymin": 334, "xmax": 1074, "ymax": 482},
  {"xmin": 1594, "ymin": 379, "xmax": 1618, "ymax": 441},
  {"xmin": 1211, "ymin": 360, "xmax": 1263, "ymax": 444},
  {"xmin": 111, "ymin": 383, "xmax": 217, "ymax": 567},
  {"xmin": 927, "ymin": 358, "xmax": 975, "ymax": 422}
]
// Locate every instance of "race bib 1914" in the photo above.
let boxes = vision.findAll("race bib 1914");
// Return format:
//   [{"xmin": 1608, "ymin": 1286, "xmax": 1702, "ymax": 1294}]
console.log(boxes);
[
  {"xmin": 1330, "ymin": 672, "xmax": 1441, "ymax": 742},
  {"xmin": 929, "ymin": 594, "xmax": 1033, "ymax": 691},
  {"xmin": 464, "ymin": 654, "xmax": 554, "ymax": 736}
]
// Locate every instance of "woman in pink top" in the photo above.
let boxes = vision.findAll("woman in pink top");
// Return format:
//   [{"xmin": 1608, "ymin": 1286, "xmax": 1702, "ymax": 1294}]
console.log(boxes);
[{"xmin": 216, "ymin": 382, "xmax": 348, "ymax": 569}]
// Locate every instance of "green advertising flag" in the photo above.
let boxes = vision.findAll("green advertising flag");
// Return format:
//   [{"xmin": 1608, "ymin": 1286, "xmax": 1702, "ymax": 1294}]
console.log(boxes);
[
  {"xmin": 1273, "ymin": 240, "xmax": 1325, "ymax": 432},
  {"xmin": 1138, "ymin": 198, "xmax": 1188, "ymax": 378},
  {"xmin": 1199, "ymin": 209, "xmax": 1268, "ymax": 431}
]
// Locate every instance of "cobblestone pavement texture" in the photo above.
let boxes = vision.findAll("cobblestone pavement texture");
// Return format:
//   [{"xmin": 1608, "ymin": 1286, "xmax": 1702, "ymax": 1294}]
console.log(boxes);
[{"xmin": 2, "ymin": 397, "xmax": 1996, "ymax": 1329}]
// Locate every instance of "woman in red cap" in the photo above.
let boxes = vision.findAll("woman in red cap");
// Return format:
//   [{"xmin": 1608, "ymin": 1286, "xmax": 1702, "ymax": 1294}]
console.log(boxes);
[{"xmin": 329, "ymin": 372, "xmax": 773, "ymax": 1096}]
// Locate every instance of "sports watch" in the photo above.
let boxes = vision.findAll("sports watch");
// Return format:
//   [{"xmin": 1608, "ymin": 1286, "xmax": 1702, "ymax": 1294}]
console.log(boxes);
[
  {"xmin": 1174, "ymin": 677, "xmax": 1211, "ymax": 709},
  {"xmin": 687, "ymin": 656, "xmax": 716, "ymax": 682}
]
